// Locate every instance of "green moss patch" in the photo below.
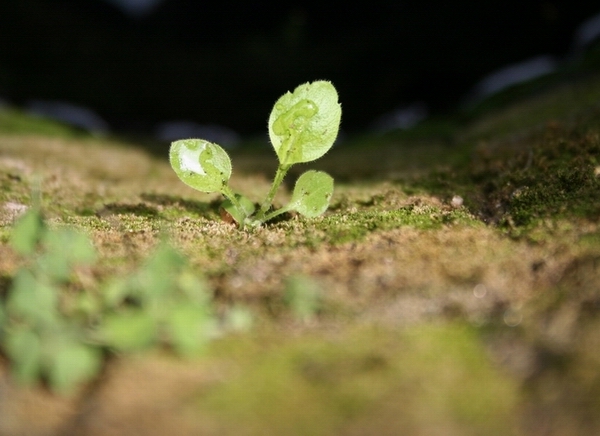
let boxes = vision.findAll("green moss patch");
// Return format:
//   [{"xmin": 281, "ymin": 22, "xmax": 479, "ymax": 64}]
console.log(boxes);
[{"xmin": 195, "ymin": 324, "xmax": 518, "ymax": 436}]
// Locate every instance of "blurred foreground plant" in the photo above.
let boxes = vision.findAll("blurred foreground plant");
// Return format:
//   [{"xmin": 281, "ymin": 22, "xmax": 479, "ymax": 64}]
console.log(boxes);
[{"xmin": 0, "ymin": 208, "xmax": 250, "ymax": 394}]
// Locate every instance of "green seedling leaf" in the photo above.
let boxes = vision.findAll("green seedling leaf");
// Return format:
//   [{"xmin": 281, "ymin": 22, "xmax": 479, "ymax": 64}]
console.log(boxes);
[
  {"xmin": 272, "ymin": 99, "xmax": 318, "ymax": 137},
  {"xmin": 47, "ymin": 343, "xmax": 102, "ymax": 394},
  {"xmin": 288, "ymin": 170, "xmax": 334, "ymax": 218},
  {"xmin": 135, "ymin": 241, "xmax": 185, "ymax": 298},
  {"xmin": 98, "ymin": 310, "xmax": 156, "ymax": 352},
  {"xmin": 7, "ymin": 270, "xmax": 59, "ymax": 325},
  {"xmin": 145, "ymin": 240, "xmax": 186, "ymax": 273},
  {"xmin": 74, "ymin": 291, "xmax": 103, "ymax": 318},
  {"xmin": 10, "ymin": 208, "xmax": 44, "ymax": 255},
  {"xmin": 42, "ymin": 227, "xmax": 96, "ymax": 263},
  {"xmin": 221, "ymin": 193, "xmax": 256, "ymax": 225},
  {"xmin": 166, "ymin": 303, "xmax": 217, "ymax": 356},
  {"xmin": 102, "ymin": 277, "xmax": 131, "ymax": 308},
  {"xmin": 39, "ymin": 228, "xmax": 96, "ymax": 282},
  {"xmin": 269, "ymin": 80, "xmax": 341, "ymax": 165},
  {"xmin": 4, "ymin": 328, "xmax": 42, "ymax": 385},
  {"xmin": 170, "ymin": 139, "xmax": 232, "ymax": 193}
]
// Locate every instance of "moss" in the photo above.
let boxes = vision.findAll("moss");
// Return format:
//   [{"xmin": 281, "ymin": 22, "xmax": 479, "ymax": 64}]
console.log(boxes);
[
  {"xmin": 314, "ymin": 206, "xmax": 479, "ymax": 245},
  {"xmin": 0, "ymin": 108, "xmax": 85, "ymax": 137},
  {"xmin": 402, "ymin": 118, "xmax": 600, "ymax": 239},
  {"xmin": 477, "ymin": 127, "xmax": 600, "ymax": 232},
  {"xmin": 195, "ymin": 323, "xmax": 518, "ymax": 436},
  {"xmin": 579, "ymin": 230, "xmax": 600, "ymax": 249}
]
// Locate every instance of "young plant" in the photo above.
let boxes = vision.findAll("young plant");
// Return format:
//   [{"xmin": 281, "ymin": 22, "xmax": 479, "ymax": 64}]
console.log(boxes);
[
  {"xmin": 169, "ymin": 80, "xmax": 342, "ymax": 228},
  {"xmin": 1, "ymin": 208, "xmax": 252, "ymax": 393},
  {"xmin": 3, "ymin": 208, "xmax": 101, "ymax": 394}
]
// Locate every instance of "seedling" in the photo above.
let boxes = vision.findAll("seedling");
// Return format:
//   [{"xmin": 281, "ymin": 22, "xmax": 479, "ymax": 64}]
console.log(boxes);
[{"xmin": 169, "ymin": 80, "xmax": 342, "ymax": 228}]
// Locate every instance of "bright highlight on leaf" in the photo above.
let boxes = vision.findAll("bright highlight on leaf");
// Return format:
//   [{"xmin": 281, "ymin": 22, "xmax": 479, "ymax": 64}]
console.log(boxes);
[{"xmin": 168, "ymin": 80, "xmax": 342, "ymax": 228}]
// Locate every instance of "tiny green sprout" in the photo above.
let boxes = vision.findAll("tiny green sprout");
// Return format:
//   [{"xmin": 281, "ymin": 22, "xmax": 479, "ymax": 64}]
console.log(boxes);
[{"xmin": 169, "ymin": 80, "xmax": 341, "ymax": 228}]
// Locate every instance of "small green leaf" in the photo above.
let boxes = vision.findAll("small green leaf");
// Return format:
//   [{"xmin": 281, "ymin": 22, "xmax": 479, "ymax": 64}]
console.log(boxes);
[
  {"xmin": 102, "ymin": 277, "xmax": 131, "ymax": 307},
  {"xmin": 7, "ymin": 270, "xmax": 59, "ymax": 324},
  {"xmin": 272, "ymin": 99, "xmax": 318, "ymax": 137},
  {"xmin": 288, "ymin": 170, "xmax": 334, "ymax": 217},
  {"xmin": 268, "ymin": 80, "xmax": 341, "ymax": 165},
  {"xmin": 221, "ymin": 194, "xmax": 256, "ymax": 224},
  {"xmin": 166, "ymin": 303, "xmax": 217, "ymax": 356},
  {"xmin": 74, "ymin": 291, "xmax": 102, "ymax": 317},
  {"xmin": 43, "ymin": 227, "xmax": 96, "ymax": 263},
  {"xmin": 10, "ymin": 208, "xmax": 45, "ymax": 255},
  {"xmin": 47, "ymin": 343, "xmax": 102, "ymax": 394},
  {"xmin": 98, "ymin": 310, "xmax": 156, "ymax": 351},
  {"xmin": 135, "ymin": 241, "xmax": 185, "ymax": 298},
  {"xmin": 4, "ymin": 328, "xmax": 42, "ymax": 385},
  {"xmin": 170, "ymin": 139, "xmax": 232, "ymax": 193},
  {"xmin": 39, "ymin": 228, "xmax": 96, "ymax": 281}
]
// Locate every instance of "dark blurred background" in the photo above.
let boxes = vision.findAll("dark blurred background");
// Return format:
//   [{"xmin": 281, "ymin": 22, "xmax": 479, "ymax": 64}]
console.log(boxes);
[{"xmin": 0, "ymin": 0, "xmax": 599, "ymax": 138}]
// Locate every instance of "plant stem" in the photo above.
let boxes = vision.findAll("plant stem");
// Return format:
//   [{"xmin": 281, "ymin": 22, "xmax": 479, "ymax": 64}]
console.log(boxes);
[
  {"xmin": 220, "ymin": 185, "xmax": 247, "ymax": 221},
  {"xmin": 262, "ymin": 206, "xmax": 290, "ymax": 223},
  {"xmin": 255, "ymin": 163, "xmax": 291, "ymax": 220}
]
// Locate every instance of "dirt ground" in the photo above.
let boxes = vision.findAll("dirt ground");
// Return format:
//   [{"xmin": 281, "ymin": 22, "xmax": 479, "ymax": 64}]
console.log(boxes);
[{"xmin": 1, "ymin": 76, "xmax": 600, "ymax": 435}]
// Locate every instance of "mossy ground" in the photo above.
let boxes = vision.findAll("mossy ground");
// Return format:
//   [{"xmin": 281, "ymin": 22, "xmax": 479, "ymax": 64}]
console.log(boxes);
[{"xmin": 1, "ymin": 74, "xmax": 600, "ymax": 435}]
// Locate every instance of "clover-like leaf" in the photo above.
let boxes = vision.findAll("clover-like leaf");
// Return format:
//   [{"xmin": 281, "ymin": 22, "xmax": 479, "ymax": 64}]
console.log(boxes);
[
  {"xmin": 288, "ymin": 170, "xmax": 334, "ymax": 217},
  {"xmin": 169, "ymin": 139, "xmax": 232, "ymax": 193},
  {"xmin": 268, "ymin": 81, "xmax": 341, "ymax": 165}
]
